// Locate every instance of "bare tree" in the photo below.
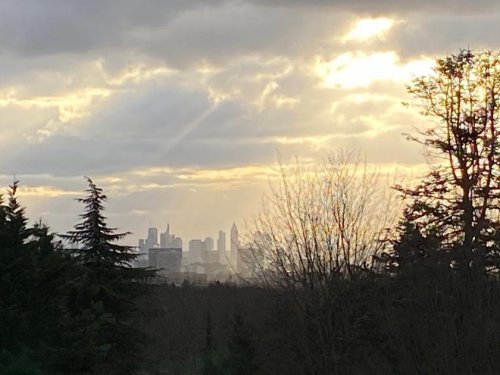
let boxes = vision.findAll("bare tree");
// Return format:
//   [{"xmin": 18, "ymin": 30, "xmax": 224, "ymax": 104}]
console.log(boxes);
[
  {"xmin": 246, "ymin": 150, "xmax": 398, "ymax": 288},
  {"xmin": 239, "ymin": 151, "xmax": 398, "ymax": 373}
]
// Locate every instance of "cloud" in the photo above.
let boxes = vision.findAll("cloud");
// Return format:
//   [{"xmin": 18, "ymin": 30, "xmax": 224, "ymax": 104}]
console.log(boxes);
[
  {"xmin": 0, "ymin": 0, "xmax": 497, "ymax": 241},
  {"xmin": 341, "ymin": 17, "xmax": 396, "ymax": 43},
  {"xmin": 386, "ymin": 14, "xmax": 500, "ymax": 58},
  {"xmin": 247, "ymin": 0, "xmax": 500, "ymax": 14},
  {"xmin": 315, "ymin": 51, "xmax": 434, "ymax": 89}
]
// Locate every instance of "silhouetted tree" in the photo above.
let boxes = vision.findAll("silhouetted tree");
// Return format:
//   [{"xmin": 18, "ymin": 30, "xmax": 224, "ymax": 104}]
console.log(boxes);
[
  {"xmin": 222, "ymin": 314, "xmax": 258, "ymax": 375},
  {"xmin": 246, "ymin": 151, "xmax": 399, "ymax": 374},
  {"xmin": 0, "ymin": 181, "xmax": 34, "ymax": 354},
  {"xmin": 0, "ymin": 181, "xmax": 108, "ymax": 374},
  {"xmin": 62, "ymin": 177, "xmax": 155, "ymax": 374},
  {"xmin": 250, "ymin": 151, "xmax": 398, "ymax": 286},
  {"xmin": 398, "ymin": 49, "xmax": 500, "ymax": 275},
  {"xmin": 377, "ymin": 204, "xmax": 447, "ymax": 275}
]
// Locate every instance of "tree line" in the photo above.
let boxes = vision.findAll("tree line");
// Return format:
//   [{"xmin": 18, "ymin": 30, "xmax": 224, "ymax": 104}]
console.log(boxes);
[{"xmin": 0, "ymin": 178, "xmax": 155, "ymax": 375}]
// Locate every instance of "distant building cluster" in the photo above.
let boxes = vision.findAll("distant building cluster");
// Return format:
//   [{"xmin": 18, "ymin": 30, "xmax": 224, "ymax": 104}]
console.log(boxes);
[{"xmin": 135, "ymin": 222, "xmax": 253, "ymax": 282}]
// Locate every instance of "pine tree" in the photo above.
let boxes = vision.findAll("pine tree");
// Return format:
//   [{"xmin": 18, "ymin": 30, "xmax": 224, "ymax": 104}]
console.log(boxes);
[
  {"xmin": 0, "ymin": 181, "xmax": 35, "ymax": 350},
  {"xmin": 386, "ymin": 205, "xmax": 448, "ymax": 276},
  {"xmin": 63, "ymin": 177, "xmax": 135, "ymax": 266},
  {"xmin": 61, "ymin": 177, "xmax": 155, "ymax": 374},
  {"xmin": 0, "ymin": 181, "xmax": 116, "ymax": 374}
]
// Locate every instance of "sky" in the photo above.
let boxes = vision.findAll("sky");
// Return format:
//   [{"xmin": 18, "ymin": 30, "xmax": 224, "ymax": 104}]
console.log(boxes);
[{"xmin": 1, "ymin": 0, "xmax": 499, "ymax": 247}]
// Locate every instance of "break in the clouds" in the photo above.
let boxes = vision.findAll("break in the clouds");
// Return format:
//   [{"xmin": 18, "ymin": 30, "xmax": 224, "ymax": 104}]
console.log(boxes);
[{"xmin": 0, "ymin": 0, "xmax": 499, "ymax": 242}]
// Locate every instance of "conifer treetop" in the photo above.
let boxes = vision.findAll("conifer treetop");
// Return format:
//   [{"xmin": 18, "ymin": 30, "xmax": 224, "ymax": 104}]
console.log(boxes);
[{"xmin": 62, "ymin": 177, "xmax": 136, "ymax": 267}]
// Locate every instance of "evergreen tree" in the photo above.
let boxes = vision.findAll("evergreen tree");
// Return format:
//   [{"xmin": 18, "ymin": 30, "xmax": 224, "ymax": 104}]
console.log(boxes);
[
  {"xmin": 61, "ymin": 177, "xmax": 155, "ymax": 374},
  {"xmin": 398, "ymin": 49, "xmax": 500, "ymax": 275},
  {"xmin": 0, "ymin": 181, "xmax": 35, "ymax": 350},
  {"xmin": 222, "ymin": 314, "xmax": 259, "ymax": 375},
  {"xmin": 383, "ymin": 205, "xmax": 448, "ymax": 276}
]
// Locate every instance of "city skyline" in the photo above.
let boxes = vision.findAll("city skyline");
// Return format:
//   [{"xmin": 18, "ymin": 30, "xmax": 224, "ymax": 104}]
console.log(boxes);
[{"xmin": 138, "ymin": 222, "xmax": 239, "ymax": 252}]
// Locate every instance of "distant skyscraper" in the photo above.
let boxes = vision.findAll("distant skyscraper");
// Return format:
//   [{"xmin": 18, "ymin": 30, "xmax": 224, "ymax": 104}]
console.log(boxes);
[
  {"xmin": 149, "ymin": 248, "xmax": 182, "ymax": 273},
  {"xmin": 231, "ymin": 223, "xmax": 239, "ymax": 271},
  {"xmin": 204, "ymin": 237, "xmax": 214, "ymax": 251},
  {"xmin": 231, "ymin": 223, "xmax": 239, "ymax": 255},
  {"xmin": 147, "ymin": 227, "xmax": 158, "ymax": 249},
  {"xmin": 160, "ymin": 224, "xmax": 182, "ymax": 249},
  {"xmin": 189, "ymin": 239, "xmax": 206, "ymax": 262},
  {"xmin": 138, "ymin": 239, "xmax": 145, "ymax": 252},
  {"xmin": 217, "ymin": 231, "xmax": 226, "ymax": 264},
  {"xmin": 135, "ymin": 239, "xmax": 148, "ymax": 268}
]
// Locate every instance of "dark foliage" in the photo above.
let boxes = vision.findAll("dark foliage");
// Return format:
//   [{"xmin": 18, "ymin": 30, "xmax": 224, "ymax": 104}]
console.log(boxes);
[
  {"xmin": 135, "ymin": 275, "xmax": 500, "ymax": 375},
  {"xmin": 0, "ymin": 179, "xmax": 155, "ymax": 374},
  {"xmin": 61, "ymin": 177, "xmax": 156, "ymax": 374},
  {"xmin": 0, "ymin": 181, "xmax": 107, "ymax": 374},
  {"xmin": 396, "ymin": 49, "xmax": 500, "ymax": 274}
]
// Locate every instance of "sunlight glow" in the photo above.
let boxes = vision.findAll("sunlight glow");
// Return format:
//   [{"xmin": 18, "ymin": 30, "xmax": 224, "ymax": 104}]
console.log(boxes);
[
  {"xmin": 17, "ymin": 186, "xmax": 80, "ymax": 197},
  {"xmin": 315, "ymin": 52, "xmax": 434, "ymax": 89},
  {"xmin": 270, "ymin": 135, "xmax": 333, "ymax": 150},
  {"xmin": 0, "ymin": 88, "xmax": 110, "ymax": 123},
  {"xmin": 342, "ymin": 17, "xmax": 395, "ymax": 43}
]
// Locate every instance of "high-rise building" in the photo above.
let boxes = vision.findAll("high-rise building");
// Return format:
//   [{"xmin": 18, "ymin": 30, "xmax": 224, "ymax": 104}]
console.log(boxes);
[
  {"xmin": 134, "ymin": 239, "xmax": 149, "ymax": 268},
  {"xmin": 217, "ymin": 230, "xmax": 226, "ymax": 264},
  {"xmin": 204, "ymin": 237, "xmax": 214, "ymax": 251},
  {"xmin": 138, "ymin": 239, "xmax": 146, "ymax": 253},
  {"xmin": 231, "ymin": 223, "xmax": 239, "ymax": 271},
  {"xmin": 160, "ymin": 224, "xmax": 182, "ymax": 249},
  {"xmin": 137, "ymin": 225, "xmax": 183, "ymax": 271},
  {"xmin": 189, "ymin": 239, "xmax": 206, "ymax": 262},
  {"xmin": 146, "ymin": 227, "xmax": 158, "ymax": 249},
  {"xmin": 149, "ymin": 248, "xmax": 182, "ymax": 273}
]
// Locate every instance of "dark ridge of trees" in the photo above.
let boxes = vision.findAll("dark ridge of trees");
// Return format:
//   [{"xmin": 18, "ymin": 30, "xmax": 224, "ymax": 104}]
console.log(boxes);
[
  {"xmin": 135, "ymin": 276, "xmax": 500, "ymax": 375},
  {"xmin": 0, "ymin": 179, "xmax": 155, "ymax": 375}
]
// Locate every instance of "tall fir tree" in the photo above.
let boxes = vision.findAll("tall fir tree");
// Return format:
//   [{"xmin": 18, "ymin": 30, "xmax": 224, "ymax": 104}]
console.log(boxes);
[{"xmin": 61, "ymin": 177, "xmax": 155, "ymax": 374}]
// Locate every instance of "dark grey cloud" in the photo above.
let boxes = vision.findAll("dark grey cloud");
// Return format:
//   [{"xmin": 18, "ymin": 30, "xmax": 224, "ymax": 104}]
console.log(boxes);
[
  {"xmin": 247, "ymin": 0, "xmax": 500, "ymax": 14},
  {"xmin": 0, "ymin": 0, "xmax": 497, "ymax": 80},
  {"xmin": 133, "ymin": 5, "xmax": 345, "ymax": 69},
  {"xmin": 0, "ymin": 0, "xmax": 226, "ymax": 56},
  {"xmin": 387, "ymin": 14, "xmax": 500, "ymax": 59}
]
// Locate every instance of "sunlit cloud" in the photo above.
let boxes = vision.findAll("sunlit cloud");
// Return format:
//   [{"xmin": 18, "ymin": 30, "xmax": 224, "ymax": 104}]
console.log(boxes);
[
  {"xmin": 342, "ymin": 17, "xmax": 396, "ymax": 43},
  {"xmin": 105, "ymin": 165, "xmax": 277, "ymax": 192},
  {"xmin": 315, "ymin": 51, "xmax": 434, "ymax": 89},
  {"xmin": 253, "ymin": 81, "xmax": 300, "ymax": 111},
  {"xmin": 0, "ymin": 88, "xmax": 111, "ymax": 125},
  {"xmin": 177, "ymin": 165, "xmax": 275, "ymax": 183},
  {"xmin": 17, "ymin": 186, "xmax": 80, "ymax": 198},
  {"xmin": 98, "ymin": 62, "xmax": 175, "ymax": 87},
  {"xmin": 265, "ymin": 135, "xmax": 333, "ymax": 150}
]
